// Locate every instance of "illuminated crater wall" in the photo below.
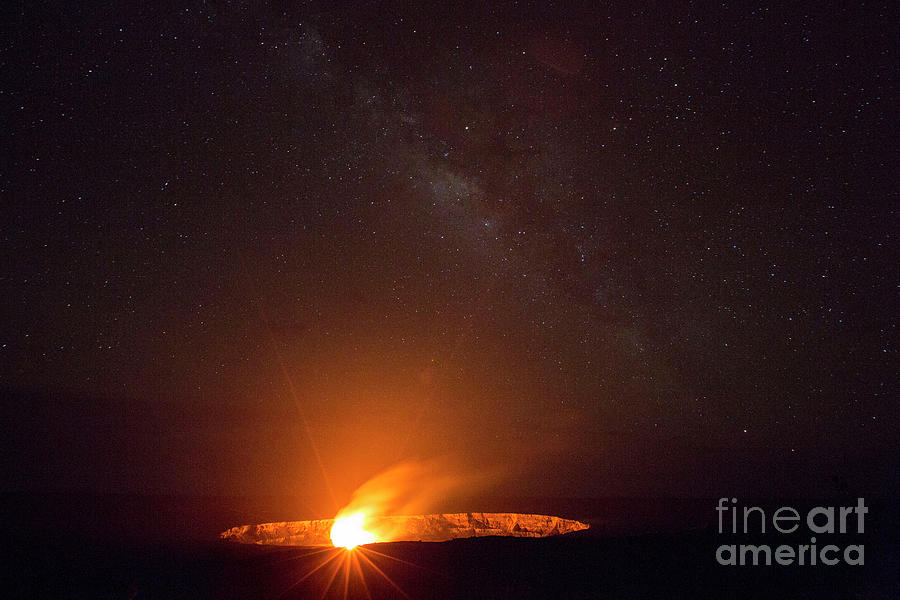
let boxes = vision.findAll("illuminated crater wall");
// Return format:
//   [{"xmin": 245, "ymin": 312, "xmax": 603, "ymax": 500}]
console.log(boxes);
[{"xmin": 220, "ymin": 513, "xmax": 589, "ymax": 546}]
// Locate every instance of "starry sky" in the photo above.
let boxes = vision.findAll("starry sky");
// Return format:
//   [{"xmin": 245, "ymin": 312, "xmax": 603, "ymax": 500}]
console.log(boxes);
[{"xmin": 1, "ymin": 1, "xmax": 896, "ymax": 504}]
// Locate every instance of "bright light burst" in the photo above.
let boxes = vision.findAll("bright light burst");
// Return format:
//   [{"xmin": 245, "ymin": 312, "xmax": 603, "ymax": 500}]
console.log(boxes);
[{"xmin": 330, "ymin": 512, "xmax": 378, "ymax": 549}]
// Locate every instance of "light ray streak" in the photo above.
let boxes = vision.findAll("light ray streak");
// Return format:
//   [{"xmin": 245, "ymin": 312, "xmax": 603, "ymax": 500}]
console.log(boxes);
[
  {"xmin": 351, "ymin": 551, "xmax": 373, "ymax": 600},
  {"xmin": 275, "ymin": 548, "xmax": 343, "ymax": 599},
  {"xmin": 317, "ymin": 549, "xmax": 348, "ymax": 600},
  {"xmin": 238, "ymin": 255, "xmax": 337, "ymax": 511},
  {"xmin": 362, "ymin": 546, "xmax": 447, "ymax": 577},
  {"xmin": 356, "ymin": 548, "xmax": 412, "ymax": 600}
]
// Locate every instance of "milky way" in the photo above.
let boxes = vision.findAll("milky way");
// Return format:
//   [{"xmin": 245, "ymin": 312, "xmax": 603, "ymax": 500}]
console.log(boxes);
[{"xmin": 1, "ymin": 2, "xmax": 895, "ymax": 501}]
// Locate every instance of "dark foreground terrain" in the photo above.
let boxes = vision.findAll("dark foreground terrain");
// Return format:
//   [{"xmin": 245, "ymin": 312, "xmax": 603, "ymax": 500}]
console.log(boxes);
[{"xmin": 2, "ymin": 494, "xmax": 897, "ymax": 599}]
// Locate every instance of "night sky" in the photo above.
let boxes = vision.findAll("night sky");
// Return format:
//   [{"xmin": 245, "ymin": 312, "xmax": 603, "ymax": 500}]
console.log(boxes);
[{"xmin": 2, "ymin": 2, "xmax": 896, "ymax": 507}]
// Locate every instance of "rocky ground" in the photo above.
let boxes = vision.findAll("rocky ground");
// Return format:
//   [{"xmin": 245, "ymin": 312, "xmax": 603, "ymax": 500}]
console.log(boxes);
[{"xmin": 3, "ymin": 494, "xmax": 897, "ymax": 598}]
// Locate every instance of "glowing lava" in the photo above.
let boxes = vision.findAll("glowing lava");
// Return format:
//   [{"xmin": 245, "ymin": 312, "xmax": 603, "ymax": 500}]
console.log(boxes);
[{"xmin": 330, "ymin": 512, "xmax": 377, "ymax": 549}]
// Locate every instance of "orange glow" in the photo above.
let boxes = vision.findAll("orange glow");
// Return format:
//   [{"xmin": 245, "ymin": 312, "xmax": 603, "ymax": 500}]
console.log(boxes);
[{"xmin": 330, "ymin": 512, "xmax": 377, "ymax": 549}]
